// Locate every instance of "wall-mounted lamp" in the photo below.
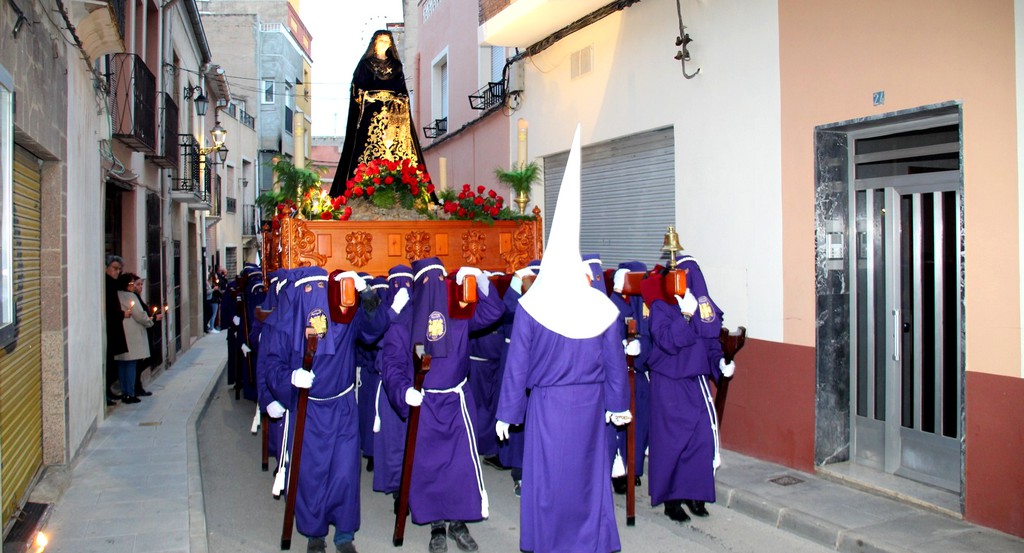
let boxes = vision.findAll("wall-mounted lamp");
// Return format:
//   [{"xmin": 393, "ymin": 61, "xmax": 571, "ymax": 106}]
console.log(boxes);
[
  {"xmin": 184, "ymin": 84, "xmax": 208, "ymax": 116},
  {"xmin": 211, "ymin": 121, "xmax": 226, "ymax": 148},
  {"xmin": 673, "ymin": 1, "xmax": 700, "ymax": 79}
]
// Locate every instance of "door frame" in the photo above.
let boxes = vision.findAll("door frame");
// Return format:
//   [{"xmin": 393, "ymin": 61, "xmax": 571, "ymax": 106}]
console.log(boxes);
[{"xmin": 813, "ymin": 101, "xmax": 965, "ymax": 505}]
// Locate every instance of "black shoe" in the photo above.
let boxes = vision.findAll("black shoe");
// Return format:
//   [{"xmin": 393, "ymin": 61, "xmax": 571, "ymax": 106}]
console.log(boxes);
[
  {"xmin": 482, "ymin": 456, "xmax": 505, "ymax": 470},
  {"xmin": 513, "ymin": 479, "xmax": 521, "ymax": 498},
  {"xmin": 138, "ymin": 388, "xmax": 153, "ymax": 397},
  {"xmin": 106, "ymin": 398, "xmax": 116, "ymax": 406},
  {"xmin": 122, "ymin": 396, "xmax": 141, "ymax": 404},
  {"xmin": 635, "ymin": 476, "xmax": 642, "ymax": 487},
  {"xmin": 612, "ymin": 476, "xmax": 628, "ymax": 495},
  {"xmin": 665, "ymin": 501, "xmax": 691, "ymax": 523},
  {"xmin": 366, "ymin": 457, "xmax": 374, "ymax": 472},
  {"xmin": 447, "ymin": 522, "xmax": 478, "ymax": 552},
  {"xmin": 429, "ymin": 529, "xmax": 448, "ymax": 553},
  {"xmin": 306, "ymin": 537, "xmax": 327, "ymax": 553},
  {"xmin": 683, "ymin": 499, "xmax": 710, "ymax": 517},
  {"xmin": 336, "ymin": 542, "xmax": 357, "ymax": 553}
]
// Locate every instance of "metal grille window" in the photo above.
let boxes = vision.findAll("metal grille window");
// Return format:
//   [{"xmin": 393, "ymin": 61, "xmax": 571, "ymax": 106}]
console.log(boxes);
[
  {"xmin": 225, "ymin": 247, "xmax": 237, "ymax": 277},
  {"xmin": 0, "ymin": 66, "xmax": 14, "ymax": 343}
]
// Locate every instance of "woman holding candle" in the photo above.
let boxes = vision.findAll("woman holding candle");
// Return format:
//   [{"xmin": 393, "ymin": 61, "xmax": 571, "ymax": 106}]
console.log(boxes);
[{"xmin": 116, "ymin": 273, "xmax": 158, "ymax": 404}]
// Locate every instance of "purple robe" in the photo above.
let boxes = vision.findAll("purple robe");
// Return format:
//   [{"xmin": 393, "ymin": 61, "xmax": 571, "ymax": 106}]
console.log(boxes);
[
  {"xmin": 264, "ymin": 273, "xmax": 388, "ymax": 538},
  {"xmin": 498, "ymin": 310, "xmax": 628, "ymax": 553},
  {"xmin": 645, "ymin": 299, "xmax": 724, "ymax": 505},
  {"xmin": 496, "ymin": 288, "xmax": 526, "ymax": 470},
  {"xmin": 380, "ymin": 272, "xmax": 503, "ymax": 524},
  {"xmin": 468, "ymin": 319, "xmax": 505, "ymax": 457}
]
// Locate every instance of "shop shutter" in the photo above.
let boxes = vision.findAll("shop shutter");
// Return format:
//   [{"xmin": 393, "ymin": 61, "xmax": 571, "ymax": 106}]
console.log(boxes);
[
  {"xmin": 542, "ymin": 126, "xmax": 676, "ymax": 268},
  {"xmin": 0, "ymin": 146, "xmax": 43, "ymax": 524}
]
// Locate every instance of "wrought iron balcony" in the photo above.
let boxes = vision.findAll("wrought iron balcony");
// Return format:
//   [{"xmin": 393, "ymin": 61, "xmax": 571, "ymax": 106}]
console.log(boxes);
[
  {"xmin": 469, "ymin": 81, "xmax": 505, "ymax": 110},
  {"xmin": 108, "ymin": 53, "xmax": 157, "ymax": 152},
  {"xmin": 242, "ymin": 204, "xmax": 260, "ymax": 238},
  {"xmin": 239, "ymin": 109, "xmax": 255, "ymax": 130},
  {"xmin": 423, "ymin": 117, "xmax": 448, "ymax": 139},
  {"xmin": 149, "ymin": 93, "xmax": 179, "ymax": 168},
  {"xmin": 171, "ymin": 134, "xmax": 209, "ymax": 209}
]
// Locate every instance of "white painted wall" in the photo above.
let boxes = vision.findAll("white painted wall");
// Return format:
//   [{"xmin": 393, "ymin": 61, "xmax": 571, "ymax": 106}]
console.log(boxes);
[
  {"xmin": 65, "ymin": 59, "xmax": 107, "ymax": 455},
  {"xmin": 513, "ymin": 0, "xmax": 783, "ymax": 341}
]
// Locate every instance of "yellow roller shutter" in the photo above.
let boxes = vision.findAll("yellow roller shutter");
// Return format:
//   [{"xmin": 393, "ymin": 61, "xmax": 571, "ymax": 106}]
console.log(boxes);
[{"xmin": 0, "ymin": 146, "xmax": 43, "ymax": 524}]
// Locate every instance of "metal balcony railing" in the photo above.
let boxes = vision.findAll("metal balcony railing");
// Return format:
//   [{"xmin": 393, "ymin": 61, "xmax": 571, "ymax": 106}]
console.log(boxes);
[
  {"xmin": 172, "ymin": 134, "xmax": 203, "ymax": 204},
  {"xmin": 110, "ymin": 0, "xmax": 126, "ymax": 40},
  {"xmin": 468, "ymin": 81, "xmax": 505, "ymax": 110},
  {"xmin": 109, "ymin": 53, "xmax": 157, "ymax": 152},
  {"xmin": 242, "ymin": 204, "xmax": 260, "ymax": 237},
  {"xmin": 239, "ymin": 109, "xmax": 255, "ymax": 130},
  {"xmin": 423, "ymin": 117, "xmax": 448, "ymax": 139},
  {"xmin": 150, "ymin": 93, "xmax": 179, "ymax": 168}
]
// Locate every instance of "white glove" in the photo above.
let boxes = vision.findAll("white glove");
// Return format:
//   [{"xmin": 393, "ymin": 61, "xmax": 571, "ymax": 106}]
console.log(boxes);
[
  {"xmin": 266, "ymin": 400, "xmax": 286, "ymax": 418},
  {"xmin": 455, "ymin": 266, "xmax": 483, "ymax": 285},
  {"xmin": 291, "ymin": 369, "xmax": 314, "ymax": 389},
  {"xmin": 611, "ymin": 452, "xmax": 626, "ymax": 478},
  {"xmin": 336, "ymin": 270, "xmax": 367, "ymax": 292},
  {"xmin": 233, "ymin": 315, "xmax": 241, "ymax": 326},
  {"xmin": 720, "ymin": 358, "xmax": 736, "ymax": 378},
  {"xmin": 404, "ymin": 387, "xmax": 423, "ymax": 407},
  {"xmin": 623, "ymin": 339, "xmax": 640, "ymax": 357},
  {"xmin": 391, "ymin": 287, "xmax": 410, "ymax": 314},
  {"xmin": 241, "ymin": 343, "xmax": 252, "ymax": 356},
  {"xmin": 612, "ymin": 268, "xmax": 628, "ymax": 293},
  {"xmin": 606, "ymin": 410, "xmax": 632, "ymax": 426},
  {"xmin": 676, "ymin": 290, "xmax": 698, "ymax": 317},
  {"xmin": 509, "ymin": 275, "xmax": 523, "ymax": 295},
  {"xmin": 495, "ymin": 420, "xmax": 510, "ymax": 441}
]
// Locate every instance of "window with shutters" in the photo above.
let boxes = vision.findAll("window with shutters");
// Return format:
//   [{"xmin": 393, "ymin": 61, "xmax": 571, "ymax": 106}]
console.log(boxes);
[{"xmin": 0, "ymin": 66, "xmax": 14, "ymax": 344}]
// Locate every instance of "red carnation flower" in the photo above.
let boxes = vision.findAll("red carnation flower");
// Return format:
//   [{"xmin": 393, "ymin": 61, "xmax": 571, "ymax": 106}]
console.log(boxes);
[
  {"xmin": 385, "ymin": 176, "xmax": 394, "ymax": 185},
  {"xmin": 458, "ymin": 208, "xmax": 467, "ymax": 217},
  {"xmin": 411, "ymin": 186, "xmax": 419, "ymax": 196},
  {"xmin": 427, "ymin": 184, "xmax": 435, "ymax": 194},
  {"xmin": 373, "ymin": 177, "xmax": 381, "ymax": 185},
  {"xmin": 366, "ymin": 186, "xmax": 375, "ymax": 195},
  {"xmin": 474, "ymin": 197, "xmax": 484, "ymax": 205},
  {"xmin": 477, "ymin": 185, "xmax": 486, "ymax": 194},
  {"xmin": 462, "ymin": 184, "xmax": 471, "ymax": 191},
  {"xmin": 490, "ymin": 206, "xmax": 500, "ymax": 217},
  {"xmin": 320, "ymin": 211, "xmax": 332, "ymax": 220},
  {"xmin": 344, "ymin": 189, "xmax": 353, "ymax": 198},
  {"xmin": 353, "ymin": 186, "xmax": 364, "ymax": 197}
]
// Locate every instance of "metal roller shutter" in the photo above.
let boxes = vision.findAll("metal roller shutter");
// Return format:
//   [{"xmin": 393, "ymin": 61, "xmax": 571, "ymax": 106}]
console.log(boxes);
[
  {"xmin": 1, "ymin": 146, "xmax": 43, "ymax": 525},
  {"xmin": 543, "ymin": 126, "xmax": 676, "ymax": 268}
]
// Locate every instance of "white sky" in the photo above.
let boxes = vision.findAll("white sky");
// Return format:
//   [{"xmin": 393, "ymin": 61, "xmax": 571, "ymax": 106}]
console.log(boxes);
[{"xmin": 300, "ymin": 0, "xmax": 406, "ymax": 137}]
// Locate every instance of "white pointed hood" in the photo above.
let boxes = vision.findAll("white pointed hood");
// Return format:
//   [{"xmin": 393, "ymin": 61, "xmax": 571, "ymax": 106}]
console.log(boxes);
[{"xmin": 518, "ymin": 125, "xmax": 618, "ymax": 339}]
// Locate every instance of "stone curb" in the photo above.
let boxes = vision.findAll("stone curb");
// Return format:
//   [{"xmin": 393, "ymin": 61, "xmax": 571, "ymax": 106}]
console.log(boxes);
[
  {"xmin": 717, "ymin": 482, "xmax": 912, "ymax": 553},
  {"xmin": 186, "ymin": 357, "xmax": 227, "ymax": 553}
]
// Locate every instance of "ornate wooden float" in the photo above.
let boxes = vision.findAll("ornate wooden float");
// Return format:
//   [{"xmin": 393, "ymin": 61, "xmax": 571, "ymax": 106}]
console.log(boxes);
[{"xmin": 262, "ymin": 207, "xmax": 544, "ymax": 275}]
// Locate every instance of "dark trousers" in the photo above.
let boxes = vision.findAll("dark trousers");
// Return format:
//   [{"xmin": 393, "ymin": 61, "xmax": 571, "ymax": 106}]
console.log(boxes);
[{"xmin": 106, "ymin": 349, "xmax": 119, "ymax": 398}]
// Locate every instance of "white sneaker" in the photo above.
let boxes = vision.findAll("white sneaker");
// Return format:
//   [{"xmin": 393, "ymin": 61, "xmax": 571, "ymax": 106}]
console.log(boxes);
[{"xmin": 210, "ymin": 328, "xmax": 221, "ymax": 333}]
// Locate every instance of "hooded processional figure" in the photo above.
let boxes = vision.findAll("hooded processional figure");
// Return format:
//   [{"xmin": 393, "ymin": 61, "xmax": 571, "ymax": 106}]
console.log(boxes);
[
  {"xmin": 329, "ymin": 30, "xmax": 431, "ymax": 198},
  {"xmin": 496, "ymin": 126, "xmax": 633, "ymax": 553}
]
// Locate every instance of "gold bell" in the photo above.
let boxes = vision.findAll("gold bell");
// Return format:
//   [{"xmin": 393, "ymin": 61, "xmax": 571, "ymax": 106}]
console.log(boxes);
[{"xmin": 661, "ymin": 225, "xmax": 683, "ymax": 269}]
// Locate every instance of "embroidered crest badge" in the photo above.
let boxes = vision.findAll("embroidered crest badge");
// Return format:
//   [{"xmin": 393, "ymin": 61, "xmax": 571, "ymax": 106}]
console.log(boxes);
[
  {"xmin": 698, "ymin": 296, "xmax": 716, "ymax": 323},
  {"xmin": 308, "ymin": 308, "xmax": 329, "ymax": 338},
  {"xmin": 426, "ymin": 310, "xmax": 446, "ymax": 342}
]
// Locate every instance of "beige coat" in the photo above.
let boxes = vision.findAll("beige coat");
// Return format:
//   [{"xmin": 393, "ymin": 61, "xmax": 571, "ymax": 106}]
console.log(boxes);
[{"xmin": 115, "ymin": 290, "xmax": 154, "ymax": 361}]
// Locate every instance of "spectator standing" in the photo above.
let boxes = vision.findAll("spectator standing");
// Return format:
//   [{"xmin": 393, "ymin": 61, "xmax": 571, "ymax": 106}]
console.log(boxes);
[
  {"xmin": 105, "ymin": 255, "xmax": 128, "ymax": 406},
  {"xmin": 116, "ymin": 273, "xmax": 157, "ymax": 404},
  {"xmin": 208, "ymin": 269, "xmax": 223, "ymax": 333}
]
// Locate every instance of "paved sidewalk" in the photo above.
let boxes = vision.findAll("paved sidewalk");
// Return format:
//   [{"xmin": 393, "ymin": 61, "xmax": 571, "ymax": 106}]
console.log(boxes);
[
  {"xmin": 37, "ymin": 334, "xmax": 225, "ymax": 553},
  {"xmin": 31, "ymin": 330, "xmax": 1024, "ymax": 553}
]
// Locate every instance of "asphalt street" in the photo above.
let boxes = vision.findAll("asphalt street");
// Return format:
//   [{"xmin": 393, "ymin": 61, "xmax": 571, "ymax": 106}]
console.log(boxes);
[{"xmin": 199, "ymin": 378, "xmax": 832, "ymax": 553}]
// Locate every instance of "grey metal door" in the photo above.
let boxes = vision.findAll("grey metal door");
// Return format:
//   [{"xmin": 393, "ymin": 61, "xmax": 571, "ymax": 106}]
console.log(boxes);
[
  {"xmin": 851, "ymin": 113, "xmax": 962, "ymax": 491},
  {"xmin": 850, "ymin": 117, "xmax": 963, "ymax": 492}
]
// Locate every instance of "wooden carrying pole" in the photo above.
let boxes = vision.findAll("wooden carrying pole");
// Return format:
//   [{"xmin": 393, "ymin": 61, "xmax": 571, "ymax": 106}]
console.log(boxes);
[
  {"xmin": 393, "ymin": 344, "xmax": 431, "ymax": 547},
  {"xmin": 280, "ymin": 332, "xmax": 318, "ymax": 550},
  {"xmin": 714, "ymin": 326, "xmax": 747, "ymax": 426},
  {"xmin": 624, "ymin": 317, "xmax": 638, "ymax": 527}
]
